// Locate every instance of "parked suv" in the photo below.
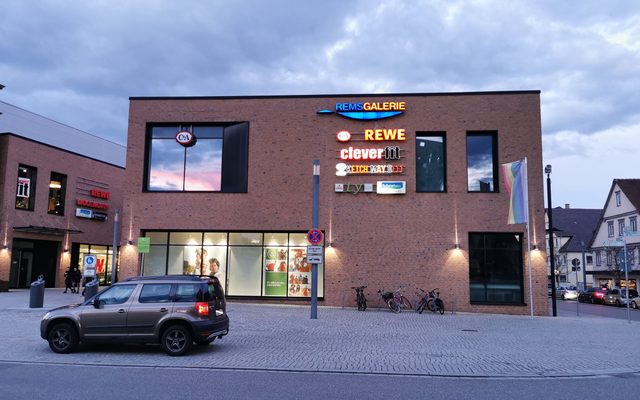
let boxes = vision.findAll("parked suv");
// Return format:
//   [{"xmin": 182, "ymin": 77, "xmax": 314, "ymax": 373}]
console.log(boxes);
[{"xmin": 41, "ymin": 275, "xmax": 229, "ymax": 356}]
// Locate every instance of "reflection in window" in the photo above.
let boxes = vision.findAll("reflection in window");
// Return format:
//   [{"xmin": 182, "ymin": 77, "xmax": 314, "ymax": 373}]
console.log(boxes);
[
  {"xmin": 147, "ymin": 125, "xmax": 223, "ymax": 191},
  {"xmin": 48, "ymin": 172, "xmax": 67, "ymax": 215},
  {"xmin": 15, "ymin": 164, "xmax": 37, "ymax": 210},
  {"xmin": 469, "ymin": 232, "xmax": 524, "ymax": 304},
  {"xmin": 416, "ymin": 133, "xmax": 446, "ymax": 192},
  {"xmin": 467, "ymin": 133, "xmax": 498, "ymax": 192}
]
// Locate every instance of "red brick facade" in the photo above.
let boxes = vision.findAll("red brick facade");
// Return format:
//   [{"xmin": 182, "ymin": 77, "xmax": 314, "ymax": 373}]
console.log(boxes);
[{"xmin": 120, "ymin": 92, "xmax": 548, "ymax": 315}]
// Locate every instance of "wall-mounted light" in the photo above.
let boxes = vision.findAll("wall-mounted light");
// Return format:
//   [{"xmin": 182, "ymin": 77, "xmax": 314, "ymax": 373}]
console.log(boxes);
[
  {"xmin": 532, "ymin": 244, "xmax": 538, "ymax": 250},
  {"xmin": 127, "ymin": 240, "xmax": 133, "ymax": 246},
  {"xmin": 63, "ymin": 248, "xmax": 69, "ymax": 253},
  {"xmin": 454, "ymin": 243, "xmax": 461, "ymax": 250},
  {"xmin": 327, "ymin": 242, "xmax": 333, "ymax": 248},
  {"xmin": 2, "ymin": 245, "xmax": 8, "ymax": 250}
]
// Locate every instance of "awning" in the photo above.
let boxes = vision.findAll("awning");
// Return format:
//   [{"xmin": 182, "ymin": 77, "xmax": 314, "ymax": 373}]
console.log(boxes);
[{"xmin": 13, "ymin": 225, "xmax": 83, "ymax": 236}]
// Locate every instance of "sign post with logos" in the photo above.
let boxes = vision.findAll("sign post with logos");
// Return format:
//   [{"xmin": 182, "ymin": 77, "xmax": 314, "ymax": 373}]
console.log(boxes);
[
  {"xmin": 310, "ymin": 160, "xmax": 321, "ymax": 320},
  {"xmin": 82, "ymin": 254, "xmax": 97, "ymax": 294}
]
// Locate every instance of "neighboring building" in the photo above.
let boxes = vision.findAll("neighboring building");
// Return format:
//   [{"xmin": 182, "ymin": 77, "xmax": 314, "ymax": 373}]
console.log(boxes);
[
  {"xmin": 119, "ymin": 91, "xmax": 548, "ymax": 315},
  {"xmin": 545, "ymin": 205, "xmax": 600, "ymax": 290},
  {"xmin": 0, "ymin": 101, "xmax": 126, "ymax": 289},
  {"xmin": 589, "ymin": 179, "xmax": 640, "ymax": 290}
]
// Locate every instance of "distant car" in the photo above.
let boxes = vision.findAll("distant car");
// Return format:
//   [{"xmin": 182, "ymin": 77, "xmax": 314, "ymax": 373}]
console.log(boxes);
[
  {"xmin": 603, "ymin": 288, "xmax": 639, "ymax": 306},
  {"xmin": 630, "ymin": 296, "xmax": 640, "ymax": 309},
  {"xmin": 556, "ymin": 286, "xmax": 579, "ymax": 300},
  {"xmin": 577, "ymin": 287, "xmax": 608, "ymax": 304}
]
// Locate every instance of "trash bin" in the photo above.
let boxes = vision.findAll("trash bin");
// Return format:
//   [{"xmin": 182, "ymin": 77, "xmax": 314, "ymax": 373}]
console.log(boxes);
[
  {"xmin": 29, "ymin": 275, "xmax": 45, "ymax": 308},
  {"xmin": 84, "ymin": 279, "xmax": 99, "ymax": 301}
]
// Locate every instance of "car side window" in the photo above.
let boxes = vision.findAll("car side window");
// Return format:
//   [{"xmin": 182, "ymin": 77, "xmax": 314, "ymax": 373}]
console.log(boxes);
[
  {"xmin": 139, "ymin": 284, "xmax": 172, "ymax": 303},
  {"xmin": 99, "ymin": 284, "xmax": 136, "ymax": 305},
  {"xmin": 175, "ymin": 283, "xmax": 202, "ymax": 302}
]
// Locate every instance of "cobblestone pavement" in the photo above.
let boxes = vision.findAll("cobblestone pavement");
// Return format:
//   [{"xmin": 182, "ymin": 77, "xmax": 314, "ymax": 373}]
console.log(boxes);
[{"xmin": 2, "ymin": 289, "xmax": 640, "ymax": 377}]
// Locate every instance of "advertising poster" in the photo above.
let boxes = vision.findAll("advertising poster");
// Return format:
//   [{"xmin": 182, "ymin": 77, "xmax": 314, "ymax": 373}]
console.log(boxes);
[
  {"xmin": 264, "ymin": 247, "xmax": 287, "ymax": 296},
  {"xmin": 288, "ymin": 247, "xmax": 311, "ymax": 297}
]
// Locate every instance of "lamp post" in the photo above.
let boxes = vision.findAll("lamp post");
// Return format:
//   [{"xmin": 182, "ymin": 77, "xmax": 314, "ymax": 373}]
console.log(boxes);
[
  {"xmin": 581, "ymin": 241, "xmax": 587, "ymax": 291},
  {"xmin": 546, "ymin": 164, "xmax": 557, "ymax": 317}
]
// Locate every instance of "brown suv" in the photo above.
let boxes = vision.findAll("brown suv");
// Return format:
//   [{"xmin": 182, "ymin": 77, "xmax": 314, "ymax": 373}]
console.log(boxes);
[{"xmin": 40, "ymin": 275, "xmax": 229, "ymax": 356}]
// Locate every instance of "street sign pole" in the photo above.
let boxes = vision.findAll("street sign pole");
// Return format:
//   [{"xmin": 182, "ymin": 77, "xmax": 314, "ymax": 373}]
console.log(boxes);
[
  {"xmin": 311, "ymin": 160, "xmax": 320, "ymax": 320},
  {"xmin": 572, "ymin": 258, "xmax": 580, "ymax": 317},
  {"xmin": 623, "ymin": 239, "xmax": 630, "ymax": 324},
  {"xmin": 110, "ymin": 209, "xmax": 119, "ymax": 285}
]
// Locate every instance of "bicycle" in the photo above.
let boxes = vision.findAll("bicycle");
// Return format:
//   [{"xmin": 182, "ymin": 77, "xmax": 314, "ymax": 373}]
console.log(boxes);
[
  {"xmin": 418, "ymin": 288, "xmax": 444, "ymax": 315},
  {"xmin": 352, "ymin": 285, "xmax": 367, "ymax": 311},
  {"xmin": 378, "ymin": 287, "xmax": 412, "ymax": 313},
  {"xmin": 393, "ymin": 286, "xmax": 412, "ymax": 311}
]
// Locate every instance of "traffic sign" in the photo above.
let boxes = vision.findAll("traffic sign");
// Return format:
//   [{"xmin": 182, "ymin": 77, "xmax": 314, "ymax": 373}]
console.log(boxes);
[
  {"xmin": 307, "ymin": 255, "xmax": 323, "ymax": 264},
  {"xmin": 307, "ymin": 245, "xmax": 323, "ymax": 255},
  {"xmin": 571, "ymin": 258, "xmax": 580, "ymax": 267},
  {"xmin": 307, "ymin": 229, "xmax": 324, "ymax": 245},
  {"xmin": 83, "ymin": 254, "xmax": 97, "ymax": 277}
]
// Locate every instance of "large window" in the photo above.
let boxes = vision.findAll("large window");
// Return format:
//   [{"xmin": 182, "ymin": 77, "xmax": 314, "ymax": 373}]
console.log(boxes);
[
  {"xmin": 48, "ymin": 172, "xmax": 67, "ymax": 215},
  {"xmin": 15, "ymin": 164, "xmax": 37, "ymax": 210},
  {"xmin": 469, "ymin": 232, "xmax": 524, "ymax": 304},
  {"xmin": 145, "ymin": 123, "xmax": 248, "ymax": 192},
  {"xmin": 141, "ymin": 231, "xmax": 324, "ymax": 299},
  {"xmin": 415, "ymin": 132, "xmax": 446, "ymax": 192},
  {"xmin": 75, "ymin": 244, "xmax": 118, "ymax": 285},
  {"xmin": 466, "ymin": 132, "xmax": 498, "ymax": 192}
]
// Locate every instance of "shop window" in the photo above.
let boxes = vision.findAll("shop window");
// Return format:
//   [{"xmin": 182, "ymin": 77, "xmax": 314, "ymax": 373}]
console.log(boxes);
[
  {"xmin": 15, "ymin": 164, "xmax": 37, "ymax": 210},
  {"xmin": 75, "ymin": 244, "xmax": 117, "ymax": 285},
  {"xmin": 141, "ymin": 231, "xmax": 324, "ymax": 299},
  {"xmin": 466, "ymin": 132, "xmax": 498, "ymax": 192},
  {"xmin": 415, "ymin": 132, "xmax": 446, "ymax": 192},
  {"xmin": 145, "ymin": 123, "xmax": 248, "ymax": 193},
  {"xmin": 47, "ymin": 172, "xmax": 67, "ymax": 215},
  {"xmin": 469, "ymin": 232, "xmax": 524, "ymax": 304}
]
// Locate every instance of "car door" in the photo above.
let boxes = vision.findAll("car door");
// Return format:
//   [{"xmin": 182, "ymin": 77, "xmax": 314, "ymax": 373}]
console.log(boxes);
[
  {"xmin": 126, "ymin": 283, "xmax": 174, "ymax": 338},
  {"xmin": 80, "ymin": 284, "xmax": 138, "ymax": 338}
]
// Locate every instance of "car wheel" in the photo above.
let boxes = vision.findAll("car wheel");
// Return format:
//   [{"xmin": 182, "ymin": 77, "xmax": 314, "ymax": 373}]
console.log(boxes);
[
  {"xmin": 47, "ymin": 322, "xmax": 78, "ymax": 354},
  {"xmin": 562, "ymin": 294, "xmax": 566, "ymax": 300},
  {"xmin": 615, "ymin": 300, "xmax": 621, "ymax": 306},
  {"xmin": 161, "ymin": 325, "xmax": 192, "ymax": 356},
  {"xmin": 632, "ymin": 301, "xmax": 638, "ymax": 310},
  {"xmin": 590, "ymin": 297, "xmax": 595, "ymax": 304}
]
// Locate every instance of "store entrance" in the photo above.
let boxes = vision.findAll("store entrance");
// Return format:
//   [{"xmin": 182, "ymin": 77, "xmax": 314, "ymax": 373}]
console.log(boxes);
[{"xmin": 9, "ymin": 239, "xmax": 60, "ymax": 288}]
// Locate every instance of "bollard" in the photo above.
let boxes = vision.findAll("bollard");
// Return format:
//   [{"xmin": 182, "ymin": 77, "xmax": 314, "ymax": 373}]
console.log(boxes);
[{"xmin": 29, "ymin": 275, "xmax": 45, "ymax": 308}]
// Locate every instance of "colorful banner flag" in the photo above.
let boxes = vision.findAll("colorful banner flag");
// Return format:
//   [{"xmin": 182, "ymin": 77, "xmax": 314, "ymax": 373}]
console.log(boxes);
[{"xmin": 501, "ymin": 159, "xmax": 528, "ymax": 224}]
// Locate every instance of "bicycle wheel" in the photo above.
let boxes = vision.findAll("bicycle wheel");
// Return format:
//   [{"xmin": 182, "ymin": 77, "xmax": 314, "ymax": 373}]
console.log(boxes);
[
  {"xmin": 400, "ymin": 296, "xmax": 412, "ymax": 310},
  {"xmin": 361, "ymin": 297, "xmax": 367, "ymax": 311},
  {"xmin": 387, "ymin": 299, "xmax": 401, "ymax": 313},
  {"xmin": 436, "ymin": 299, "xmax": 445, "ymax": 315},
  {"xmin": 416, "ymin": 300, "xmax": 426, "ymax": 314},
  {"xmin": 426, "ymin": 298, "xmax": 435, "ymax": 312}
]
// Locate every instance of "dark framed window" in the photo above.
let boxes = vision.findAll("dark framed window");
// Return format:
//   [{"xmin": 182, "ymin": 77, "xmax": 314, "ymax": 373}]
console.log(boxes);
[
  {"xmin": 615, "ymin": 191, "xmax": 621, "ymax": 206},
  {"xmin": 618, "ymin": 219, "xmax": 625, "ymax": 237},
  {"xmin": 469, "ymin": 232, "xmax": 524, "ymax": 304},
  {"xmin": 144, "ymin": 123, "xmax": 248, "ymax": 192},
  {"xmin": 631, "ymin": 217, "xmax": 638, "ymax": 233},
  {"xmin": 415, "ymin": 132, "xmax": 446, "ymax": 192},
  {"xmin": 15, "ymin": 164, "xmax": 37, "ymax": 210},
  {"xmin": 607, "ymin": 221, "xmax": 614, "ymax": 238},
  {"xmin": 466, "ymin": 132, "xmax": 498, "ymax": 192},
  {"xmin": 48, "ymin": 172, "xmax": 67, "ymax": 215}
]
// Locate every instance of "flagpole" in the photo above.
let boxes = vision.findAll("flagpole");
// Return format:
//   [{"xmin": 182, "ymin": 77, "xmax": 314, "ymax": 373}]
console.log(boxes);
[{"xmin": 523, "ymin": 157, "xmax": 534, "ymax": 318}]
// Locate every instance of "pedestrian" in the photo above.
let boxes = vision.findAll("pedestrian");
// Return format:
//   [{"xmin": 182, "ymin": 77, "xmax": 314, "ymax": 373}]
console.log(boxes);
[
  {"xmin": 63, "ymin": 268, "xmax": 73, "ymax": 293},
  {"xmin": 72, "ymin": 268, "xmax": 82, "ymax": 294}
]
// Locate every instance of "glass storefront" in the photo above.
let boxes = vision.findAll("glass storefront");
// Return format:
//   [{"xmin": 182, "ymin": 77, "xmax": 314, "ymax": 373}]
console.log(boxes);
[
  {"xmin": 74, "ymin": 244, "xmax": 118, "ymax": 285},
  {"xmin": 142, "ymin": 231, "xmax": 324, "ymax": 298}
]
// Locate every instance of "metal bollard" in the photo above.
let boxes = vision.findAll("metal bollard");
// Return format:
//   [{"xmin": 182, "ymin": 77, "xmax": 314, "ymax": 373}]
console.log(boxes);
[{"xmin": 29, "ymin": 275, "xmax": 45, "ymax": 308}]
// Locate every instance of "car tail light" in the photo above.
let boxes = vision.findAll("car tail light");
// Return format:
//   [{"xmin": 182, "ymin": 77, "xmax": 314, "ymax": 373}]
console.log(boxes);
[
  {"xmin": 595, "ymin": 292, "xmax": 604, "ymax": 297},
  {"xmin": 195, "ymin": 302, "xmax": 209, "ymax": 316}
]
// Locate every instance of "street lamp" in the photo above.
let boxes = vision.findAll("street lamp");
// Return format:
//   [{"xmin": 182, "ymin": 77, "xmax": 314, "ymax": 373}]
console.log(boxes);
[{"xmin": 546, "ymin": 164, "xmax": 557, "ymax": 317}]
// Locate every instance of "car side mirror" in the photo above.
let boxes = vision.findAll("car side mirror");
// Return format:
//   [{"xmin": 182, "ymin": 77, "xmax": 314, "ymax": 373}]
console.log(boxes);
[{"xmin": 92, "ymin": 298, "xmax": 102, "ymax": 309}]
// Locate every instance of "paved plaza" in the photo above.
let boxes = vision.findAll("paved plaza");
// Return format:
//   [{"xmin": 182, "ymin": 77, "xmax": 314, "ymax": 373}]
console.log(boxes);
[{"xmin": 1, "ymin": 288, "xmax": 639, "ymax": 377}]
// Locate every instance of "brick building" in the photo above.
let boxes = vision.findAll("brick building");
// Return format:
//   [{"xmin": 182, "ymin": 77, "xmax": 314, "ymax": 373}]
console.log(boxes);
[
  {"xmin": 119, "ymin": 91, "xmax": 548, "ymax": 315},
  {"xmin": 0, "ymin": 101, "xmax": 125, "ymax": 289}
]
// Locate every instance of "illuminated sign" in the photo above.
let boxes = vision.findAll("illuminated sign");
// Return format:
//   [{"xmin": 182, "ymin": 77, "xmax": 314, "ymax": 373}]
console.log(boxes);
[
  {"xmin": 76, "ymin": 199, "xmax": 109, "ymax": 210},
  {"xmin": 336, "ymin": 163, "xmax": 405, "ymax": 176},
  {"xmin": 318, "ymin": 101, "xmax": 406, "ymax": 120},
  {"xmin": 336, "ymin": 130, "xmax": 351, "ymax": 142},
  {"xmin": 176, "ymin": 130, "xmax": 197, "ymax": 147},
  {"xmin": 339, "ymin": 146, "xmax": 400, "ymax": 161},
  {"xmin": 376, "ymin": 181, "xmax": 406, "ymax": 194},
  {"xmin": 76, "ymin": 208, "xmax": 93, "ymax": 218},
  {"xmin": 90, "ymin": 189, "xmax": 110, "ymax": 200},
  {"xmin": 365, "ymin": 129, "xmax": 405, "ymax": 141}
]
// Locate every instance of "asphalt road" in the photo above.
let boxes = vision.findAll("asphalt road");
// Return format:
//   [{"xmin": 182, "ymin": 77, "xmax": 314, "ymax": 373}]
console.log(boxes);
[
  {"xmin": 553, "ymin": 298, "xmax": 640, "ymax": 321},
  {"xmin": 2, "ymin": 361, "xmax": 640, "ymax": 400}
]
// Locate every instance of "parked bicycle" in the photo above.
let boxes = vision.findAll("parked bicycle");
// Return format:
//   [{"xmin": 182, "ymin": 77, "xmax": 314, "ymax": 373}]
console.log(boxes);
[
  {"xmin": 378, "ymin": 286, "xmax": 412, "ymax": 313},
  {"xmin": 352, "ymin": 285, "xmax": 367, "ymax": 311},
  {"xmin": 415, "ymin": 288, "xmax": 445, "ymax": 315}
]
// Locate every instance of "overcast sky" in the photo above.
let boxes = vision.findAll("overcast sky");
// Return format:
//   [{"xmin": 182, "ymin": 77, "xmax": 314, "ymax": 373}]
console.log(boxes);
[{"xmin": 1, "ymin": 0, "xmax": 638, "ymax": 209}]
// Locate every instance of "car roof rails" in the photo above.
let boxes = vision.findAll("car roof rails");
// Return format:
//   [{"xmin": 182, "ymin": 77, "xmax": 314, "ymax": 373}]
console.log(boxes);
[{"xmin": 122, "ymin": 275, "xmax": 203, "ymax": 282}]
